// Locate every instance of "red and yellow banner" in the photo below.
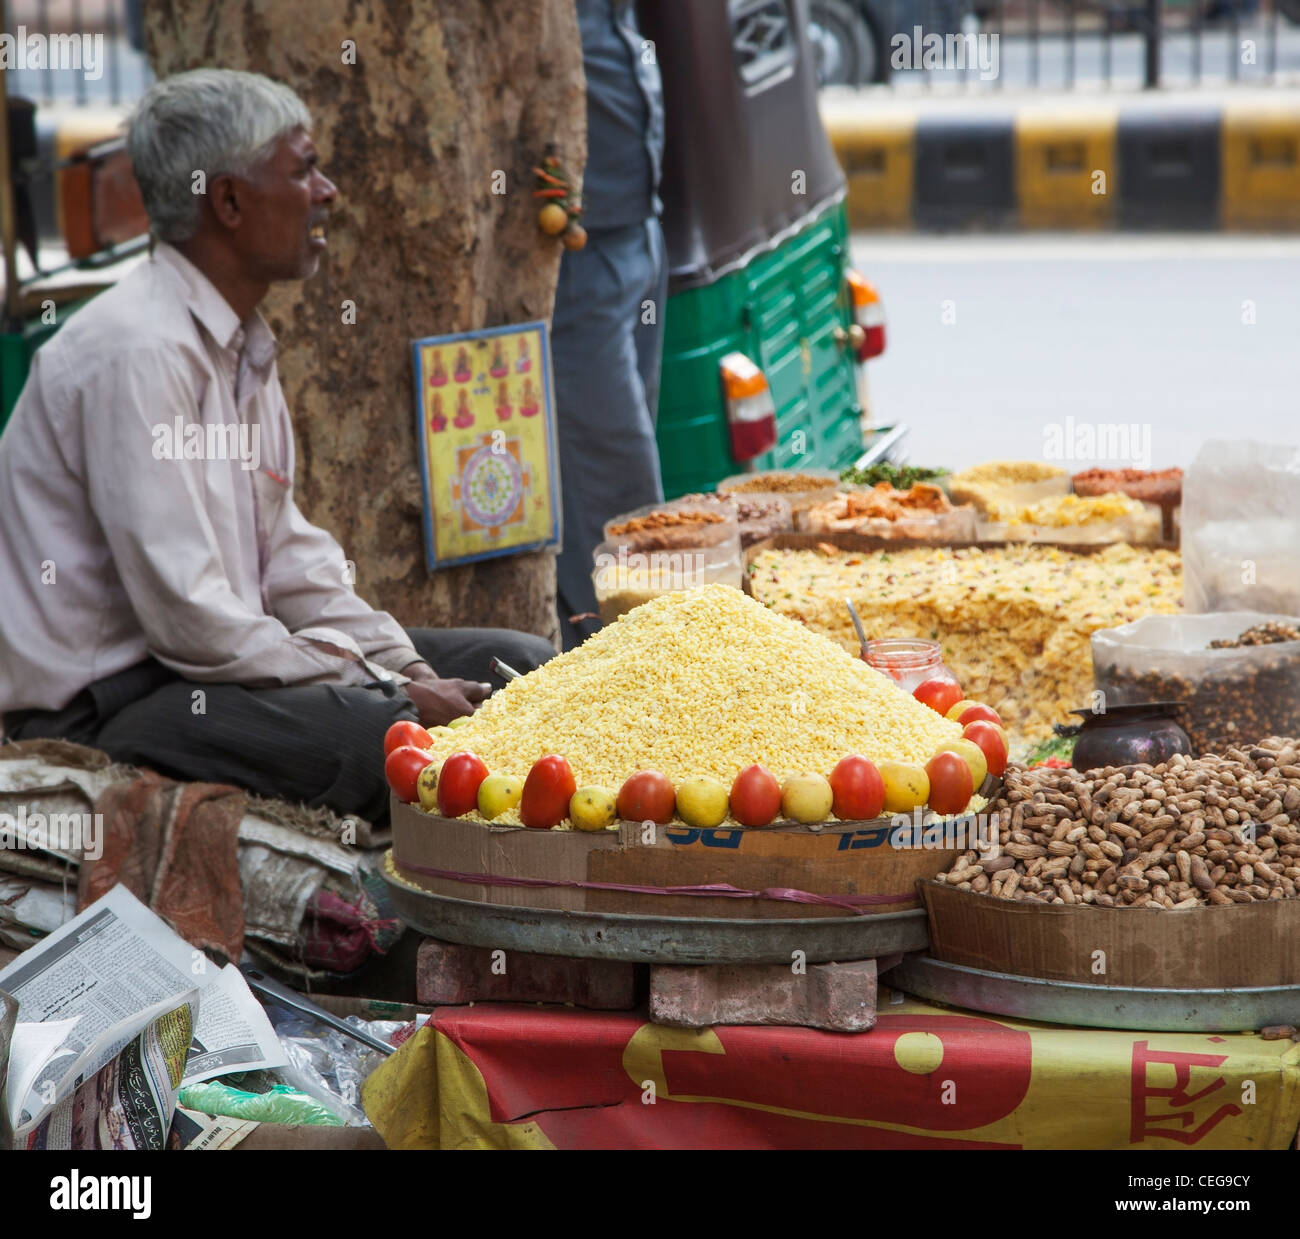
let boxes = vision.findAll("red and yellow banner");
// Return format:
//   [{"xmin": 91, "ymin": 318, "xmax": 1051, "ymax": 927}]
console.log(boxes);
[{"xmin": 362, "ymin": 990, "xmax": 1300, "ymax": 1150}]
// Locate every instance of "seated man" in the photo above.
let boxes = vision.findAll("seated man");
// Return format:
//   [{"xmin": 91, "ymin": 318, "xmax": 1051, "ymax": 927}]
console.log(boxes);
[{"xmin": 0, "ymin": 69, "xmax": 554, "ymax": 824}]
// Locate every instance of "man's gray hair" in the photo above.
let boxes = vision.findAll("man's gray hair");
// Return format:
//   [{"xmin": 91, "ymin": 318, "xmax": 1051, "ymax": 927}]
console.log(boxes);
[{"xmin": 127, "ymin": 68, "xmax": 311, "ymax": 244}]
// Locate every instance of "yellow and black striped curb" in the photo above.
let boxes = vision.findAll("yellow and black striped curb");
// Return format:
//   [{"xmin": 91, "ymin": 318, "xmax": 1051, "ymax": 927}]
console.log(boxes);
[{"xmin": 822, "ymin": 97, "xmax": 1300, "ymax": 230}]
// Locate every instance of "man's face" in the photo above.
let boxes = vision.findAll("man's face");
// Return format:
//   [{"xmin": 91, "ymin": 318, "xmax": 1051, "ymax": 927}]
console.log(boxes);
[{"xmin": 231, "ymin": 126, "xmax": 337, "ymax": 282}]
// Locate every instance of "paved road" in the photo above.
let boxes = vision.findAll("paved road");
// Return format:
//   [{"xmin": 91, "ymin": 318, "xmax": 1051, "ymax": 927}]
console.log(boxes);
[{"xmin": 851, "ymin": 232, "xmax": 1300, "ymax": 471}]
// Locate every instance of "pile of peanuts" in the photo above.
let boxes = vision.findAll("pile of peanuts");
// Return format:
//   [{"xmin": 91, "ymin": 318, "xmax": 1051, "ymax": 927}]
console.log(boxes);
[
  {"xmin": 1208, "ymin": 620, "xmax": 1300, "ymax": 649},
  {"xmin": 934, "ymin": 736, "xmax": 1300, "ymax": 909}
]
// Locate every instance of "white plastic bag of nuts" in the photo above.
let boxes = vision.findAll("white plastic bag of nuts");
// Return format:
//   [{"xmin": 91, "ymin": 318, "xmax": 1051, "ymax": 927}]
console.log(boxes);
[
  {"xmin": 1183, "ymin": 439, "xmax": 1300, "ymax": 615},
  {"xmin": 1092, "ymin": 612, "xmax": 1300, "ymax": 755}
]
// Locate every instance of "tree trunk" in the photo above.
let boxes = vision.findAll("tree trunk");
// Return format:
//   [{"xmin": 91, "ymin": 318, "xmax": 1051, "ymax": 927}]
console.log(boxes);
[{"xmin": 144, "ymin": 0, "xmax": 585, "ymax": 646}]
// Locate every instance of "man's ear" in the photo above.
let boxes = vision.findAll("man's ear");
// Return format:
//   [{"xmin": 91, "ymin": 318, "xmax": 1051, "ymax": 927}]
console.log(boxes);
[{"xmin": 207, "ymin": 172, "xmax": 243, "ymax": 232}]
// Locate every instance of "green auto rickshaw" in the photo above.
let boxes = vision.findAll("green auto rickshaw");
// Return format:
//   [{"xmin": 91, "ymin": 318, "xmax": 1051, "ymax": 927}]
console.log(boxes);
[{"xmin": 641, "ymin": 0, "xmax": 891, "ymax": 499}]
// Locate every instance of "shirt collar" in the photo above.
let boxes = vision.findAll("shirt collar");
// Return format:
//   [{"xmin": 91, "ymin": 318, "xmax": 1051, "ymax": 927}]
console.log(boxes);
[{"xmin": 152, "ymin": 241, "xmax": 279, "ymax": 383}]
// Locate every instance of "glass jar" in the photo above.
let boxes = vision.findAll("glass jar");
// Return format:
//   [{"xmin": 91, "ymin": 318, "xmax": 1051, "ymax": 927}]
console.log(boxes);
[{"xmin": 862, "ymin": 638, "xmax": 960, "ymax": 696}]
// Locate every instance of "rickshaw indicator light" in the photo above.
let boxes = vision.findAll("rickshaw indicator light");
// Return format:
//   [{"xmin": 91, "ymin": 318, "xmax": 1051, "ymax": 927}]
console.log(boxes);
[
  {"xmin": 846, "ymin": 270, "xmax": 886, "ymax": 361},
  {"xmin": 719, "ymin": 352, "xmax": 777, "ymax": 462}
]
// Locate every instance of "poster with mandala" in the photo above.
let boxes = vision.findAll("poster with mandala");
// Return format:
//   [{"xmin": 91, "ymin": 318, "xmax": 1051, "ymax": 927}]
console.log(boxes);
[{"xmin": 411, "ymin": 321, "xmax": 561, "ymax": 571}]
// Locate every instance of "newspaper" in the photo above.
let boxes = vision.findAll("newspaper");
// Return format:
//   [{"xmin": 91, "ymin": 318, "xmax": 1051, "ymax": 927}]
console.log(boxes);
[
  {"xmin": 0, "ymin": 885, "xmax": 287, "ymax": 1148},
  {"xmin": 14, "ymin": 993, "xmax": 196, "ymax": 1148},
  {"xmin": 0, "ymin": 988, "xmax": 16, "ymax": 1146},
  {"xmin": 168, "ymin": 1106, "xmax": 260, "ymax": 1151}
]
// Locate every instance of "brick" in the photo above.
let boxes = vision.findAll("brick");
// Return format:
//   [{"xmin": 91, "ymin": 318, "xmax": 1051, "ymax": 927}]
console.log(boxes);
[
  {"xmin": 415, "ymin": 937, "xmax": 637, "ymax": 1009},
  {"xmin": 649, "ymin": 959, "xmax": 877, "ymax": 1032}
]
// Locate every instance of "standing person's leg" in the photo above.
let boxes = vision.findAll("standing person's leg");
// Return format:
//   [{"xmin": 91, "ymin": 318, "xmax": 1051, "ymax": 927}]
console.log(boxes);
[
  {"xmin": 551, "ymin": 223, "xmax": 665, "ymax": 651},
  {"xmin": 634, "ymin": 216, "xmax": 669, "ymax": 427},
  {"xmin": 405, "ymin": 628, "xmax": 556, "ymax": 684},
  {"xmin": 94, "ymin": 678, "xmax": 415, "ymax": 822}
]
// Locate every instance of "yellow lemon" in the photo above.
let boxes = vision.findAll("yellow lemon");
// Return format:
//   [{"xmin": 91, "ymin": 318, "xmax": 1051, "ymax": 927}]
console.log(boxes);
[
  {"xmin": 569, "ymin": 786, "xmax": 617, "ymax": 832},
  {"xmin": 879, "ymin": 761, "xmax": 930, "ymax": 814},
  {"xmin": 477, "ymin": 774, "xmax": 523, "ymax": 820},
  {"xmin": 675, "ymin": 776, "xmax": 730, "ymax": 828},
  {"xmin": 780, "ymin": 774, "xmax": 834, "ymax": 824}
]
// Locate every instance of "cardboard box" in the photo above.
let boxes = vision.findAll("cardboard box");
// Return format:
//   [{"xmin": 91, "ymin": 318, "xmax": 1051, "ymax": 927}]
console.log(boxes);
[
  {"xmin": 921, "ymin": 880, "xmax": 1300, "ymax": 988},
  {"xmin": 234, "ymin": 1124, "xmax": 386, "ymax": 1150},
  {"xmin": 391, "ymin": 797, "xmax": 955, "ymax": 920}
]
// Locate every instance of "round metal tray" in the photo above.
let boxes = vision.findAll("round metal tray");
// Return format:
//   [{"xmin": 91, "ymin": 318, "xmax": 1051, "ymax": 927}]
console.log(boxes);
[
  {"xmin": 885, "ymin": 954, "xmax": 1300, "ymax": 1033},
  {"xmin": 383, "ymin": 870, "xmax": 929, "ymax": 965}
]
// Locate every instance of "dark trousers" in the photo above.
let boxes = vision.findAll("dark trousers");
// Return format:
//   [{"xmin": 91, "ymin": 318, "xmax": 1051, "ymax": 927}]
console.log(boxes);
[
  {"xmin": 552, "ymin": 218, "xmax": 668, "ymax": 650},
  {"xmin": 4, "ymin": 628, "xmax": 555, "ymax": 824}
]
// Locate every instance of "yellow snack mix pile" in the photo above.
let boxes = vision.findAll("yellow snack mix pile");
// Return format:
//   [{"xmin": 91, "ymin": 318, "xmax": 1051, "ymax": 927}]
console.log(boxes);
[
  {"xmin": 421, "ymin": 583, "xmax": 962, "ymax": 789},
  {"xmin": 948, "ymin": 460, "xmax": 1069, "ymax": 515},
  {"xmin": 950, "ymin": 460, "xmax": 1067, "ymax": 486},
  {"xmin": 748, "ymin": 543, "xmax": 1183, "ymax": 743},
  {"xmin": 985, "ymin": 491, "xmax": 1150, "ymax": 527}
]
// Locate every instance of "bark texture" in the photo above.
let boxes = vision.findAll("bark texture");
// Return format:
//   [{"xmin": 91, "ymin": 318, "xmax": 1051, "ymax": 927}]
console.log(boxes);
[{"xmin": 144, "ymin": 0, "xmax": 585, "ymax": 645}]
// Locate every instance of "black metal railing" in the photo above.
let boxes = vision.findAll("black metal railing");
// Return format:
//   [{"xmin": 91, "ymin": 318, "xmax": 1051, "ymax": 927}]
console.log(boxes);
[
  {"xmin": 812, "ymin": 0, "xmax": 1297, "ymax": 89},
  {"xmin": 961, "ymin": 0, "xmax": 1284, "ymax": 88}
]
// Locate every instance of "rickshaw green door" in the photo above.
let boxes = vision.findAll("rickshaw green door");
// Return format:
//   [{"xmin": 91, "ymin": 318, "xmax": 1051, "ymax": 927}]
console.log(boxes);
[
  {"xmin": 655, "ymin": 200, "xmax": 865, "ymax": 499},
  {"xmin": 1, "ymin": 312, "xmax": 75, "ymax": 435}
]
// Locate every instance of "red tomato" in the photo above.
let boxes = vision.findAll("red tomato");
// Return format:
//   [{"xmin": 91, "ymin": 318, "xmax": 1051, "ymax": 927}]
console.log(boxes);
[
  {"xmin": 730, "ymin": 764, "xmax": 781, "ymax": 827},
  {"xmin": 957, "ymin": 703, "xmax": 1002, "ymax": 728},
  {"xmin": 436, "ymin": 750, "xmax": 489, "ymax": 817},
  {"xmin": 963, "ymin": 721, "xmax": 1009, "ymax": 777},
  {"xmin": 829, "ymin": 754, "xmax": 886, "ymax": 821},
  {"xmin": 385, "ymin": 745, "xmax": 434, "ymax": 804},
  {"xmin": 384, "ymin": 719, "xmax": 433, "ymax": 757},
  {"xmin": 924, "ymin": 751, "xmax": 974, "ymax": 816},
  {"xmin": 520, "ymin": 754, "xmax": 577, "ymax": 829},
  {"xmin": 913, "ymin": 678, "xmax": 963, "ymax": 716},
  {"xmin": 616, "ymin": 770, "xmax": 676, "ymax": 825}
]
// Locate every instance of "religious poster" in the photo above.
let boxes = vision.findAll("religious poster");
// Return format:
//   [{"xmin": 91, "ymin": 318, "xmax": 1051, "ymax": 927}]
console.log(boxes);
[{"xmin": 411, "ymin": 321, "xmax": 561, "ymax": 571}]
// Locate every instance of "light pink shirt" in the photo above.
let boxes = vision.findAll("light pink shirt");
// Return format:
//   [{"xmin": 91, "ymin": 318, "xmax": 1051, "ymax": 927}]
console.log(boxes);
[{"xmin": 0, "ymin": 243, "xmax": 422, "ymax": 714}]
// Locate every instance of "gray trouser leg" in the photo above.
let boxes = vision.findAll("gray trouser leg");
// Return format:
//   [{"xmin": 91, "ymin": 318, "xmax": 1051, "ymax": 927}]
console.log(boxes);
[
  {"xmin": 406, "ymin": 627, "xmax": 556, "ymax": 683},
  {"xmin": 551, "ymin": 219, "xmax": 667, "ymax": 650},
  {"xmin": 95, "ymin": 678, "xmax": 416, "ymax": 823},
  {"xmin": 7, "ymin": 628, "xmax": 556, "ymax": 821}
]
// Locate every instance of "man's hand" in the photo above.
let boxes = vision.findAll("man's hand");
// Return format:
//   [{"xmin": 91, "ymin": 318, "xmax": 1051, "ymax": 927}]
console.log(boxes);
[
  {"xmin": 401, "ymin": 661, "xmax": 441, "ymax": 686},
  {"xmin": 405, "ymin": 677, "xmax": 491, "ymax": 728}
]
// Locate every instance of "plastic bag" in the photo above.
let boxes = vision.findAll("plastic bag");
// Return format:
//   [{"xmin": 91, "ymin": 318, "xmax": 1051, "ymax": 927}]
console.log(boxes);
[
  {"xmin": 1182, "ymin": 439, "xmax": 1300, "ymax": 614},
  {"xmin": 947, "ymin": 463, "xmax": 1069, "ymax": 515},
  {"xmin": 591, "ymin": 532, "xmax": 743, "ymax": 624},
  {"xmin": 177, "ymin": 1081, "xmax": 344, "ymax": 1127},
  {"xmin": 977, "ymin": 502, "xmax": 1162, "ymax": 546},
  {"xmin": 796, "ymin": 501, "xmax": 977, "ymax": 542},
  {"xmin": 1091, "ymin": 611, "xmax": 1300, "ymax": 754},
  {"xmin": 603, "ymin": 495, "xmax": 739, "ymax": 553},
  {"xmin": 264, "ymin": 1007, "xmax": 405, "ymax": 1127},
  {"xmin": 717, "ymin": 469, "xmax": 840, "ymax": 517}
]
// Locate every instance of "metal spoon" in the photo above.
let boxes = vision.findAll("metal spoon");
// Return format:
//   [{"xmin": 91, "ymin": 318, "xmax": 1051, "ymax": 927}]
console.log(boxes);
[
  {"xmin": 845, "ymin": 599, "xmax": 870, "ymax": 658},
  {"xmin": 241, "ymin": 968, "xmax": 396, "ymax": 1056},
  {"xmin": 489, "ymin": 656, "xmax": 522, "ymax": 682}
]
